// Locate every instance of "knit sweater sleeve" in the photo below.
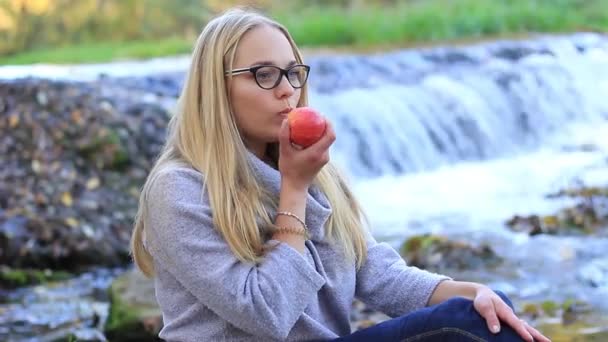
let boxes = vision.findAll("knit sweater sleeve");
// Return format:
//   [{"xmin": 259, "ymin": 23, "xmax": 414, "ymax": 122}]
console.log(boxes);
[
  {"xmin": 355, "ymin": 230, "xmax": 451, "ymax": 317},
  {"xmin": 144, "ymin": 167, "xmax": 325, "ymax": 340}
]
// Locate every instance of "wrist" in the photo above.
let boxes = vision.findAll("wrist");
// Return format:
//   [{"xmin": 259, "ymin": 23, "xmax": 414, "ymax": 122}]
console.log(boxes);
[
  {"xmin": 271, "ymin": 231, "xmax": 306, "ymax": 253},
  {"xmin": 280, "ymin": 178, "xmax": 309, "ymax": 195},
  {"xmin": 466, "ymin": 282, "xmax": 486, "ymax": 299},
  {"xmin": 429, "ymin": 280, "xmax": 484, "ymax": 305}
]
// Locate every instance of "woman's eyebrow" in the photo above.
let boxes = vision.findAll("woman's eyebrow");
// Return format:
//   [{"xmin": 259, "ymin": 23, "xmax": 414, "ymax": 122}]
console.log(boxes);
[
  {"xmin": 249, "ymin": 60, "xmax": 298, "ymax": 67},
  {"xmin": 250, "ymin": 60, "xmax": 274, "ymax": 66}
]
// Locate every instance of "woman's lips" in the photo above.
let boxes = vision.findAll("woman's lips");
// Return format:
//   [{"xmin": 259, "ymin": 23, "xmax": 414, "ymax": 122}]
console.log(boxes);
[{"xmin": 278, "ymin": 107, "xmax": 292, "ymax": 115}]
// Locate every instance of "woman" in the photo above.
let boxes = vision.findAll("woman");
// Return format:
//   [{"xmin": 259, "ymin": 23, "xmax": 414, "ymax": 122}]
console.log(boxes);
[{"xmin": 130, "ymin": 7, "xmax": 550, "ymax": 342}]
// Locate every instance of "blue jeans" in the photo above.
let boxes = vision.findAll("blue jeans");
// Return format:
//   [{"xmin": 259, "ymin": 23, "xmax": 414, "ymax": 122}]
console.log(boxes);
[{"xmin": 333, "ymin": 291, "xmax": 525, "ymax": 341}]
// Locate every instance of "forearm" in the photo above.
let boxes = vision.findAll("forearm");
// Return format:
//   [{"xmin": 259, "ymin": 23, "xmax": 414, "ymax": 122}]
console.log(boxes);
[
  {"xmin": 428, "ymin": 280, "xmax": 485, "ymax": 306},
  {"xmin": 272, "ymin": 180, "xmax": 308, "ymax": 253}
]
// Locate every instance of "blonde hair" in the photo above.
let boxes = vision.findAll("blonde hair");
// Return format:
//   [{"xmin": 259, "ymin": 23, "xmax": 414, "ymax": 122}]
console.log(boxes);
[{"xmin": 131, "ymin": 7, "xmax": 368, "ymax": 277}]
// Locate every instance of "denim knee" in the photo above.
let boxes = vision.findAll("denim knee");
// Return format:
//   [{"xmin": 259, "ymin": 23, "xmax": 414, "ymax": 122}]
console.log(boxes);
[
  {"xmin": 434, "ymin": 294, "xmax": 523, "ymax": 341},
  {"xmin": 442, "ymin": 295, "xmax": 474, "ymax": 309}
]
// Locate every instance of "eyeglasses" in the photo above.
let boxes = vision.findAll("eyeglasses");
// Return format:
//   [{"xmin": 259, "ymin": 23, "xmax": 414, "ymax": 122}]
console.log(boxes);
[{"xmin": 224, "ymin": 64, "xmax": 310, "ymax": 90}]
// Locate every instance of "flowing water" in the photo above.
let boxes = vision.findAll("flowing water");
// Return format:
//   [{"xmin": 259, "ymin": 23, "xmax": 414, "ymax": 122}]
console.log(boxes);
[{"xmin": 2, "ymin": 33, "xmax": 608, "ymax": 338}]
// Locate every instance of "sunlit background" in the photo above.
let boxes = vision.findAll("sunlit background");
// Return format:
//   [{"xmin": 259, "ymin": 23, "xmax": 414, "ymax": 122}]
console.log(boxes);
[{"xmin": 1, "ymin": 0, "xmax": 608, "ymax": 341}]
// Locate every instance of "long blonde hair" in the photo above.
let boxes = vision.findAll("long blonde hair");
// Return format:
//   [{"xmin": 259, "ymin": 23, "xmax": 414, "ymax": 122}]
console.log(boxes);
[{"xmin": 131, "ymin": 8, "xmax": 368, "ymax": 277}]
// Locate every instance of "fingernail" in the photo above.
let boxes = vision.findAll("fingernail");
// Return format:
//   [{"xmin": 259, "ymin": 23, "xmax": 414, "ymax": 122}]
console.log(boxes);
[{"xmin": 492, "ymin": 325, "xmax": 500, "ymax": 333}]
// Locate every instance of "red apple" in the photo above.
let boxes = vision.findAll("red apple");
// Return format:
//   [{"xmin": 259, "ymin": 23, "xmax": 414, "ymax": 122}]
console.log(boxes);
[{"xmin": 287, "ymin": 107, "xmax": 327, "ymax": 147}]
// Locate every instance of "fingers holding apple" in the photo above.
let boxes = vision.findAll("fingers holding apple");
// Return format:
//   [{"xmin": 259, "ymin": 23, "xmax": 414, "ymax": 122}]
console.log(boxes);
[
  {"xmin": 288, "ymin": 106, "xmax": 336, "ymax": 163},
  {"xmin": 308, "ymin": 119, "xmax": 335, "ymax": 153},
  {"xmin": 277, "ymin": 107, "xmax": 335, "ymax": 189}
]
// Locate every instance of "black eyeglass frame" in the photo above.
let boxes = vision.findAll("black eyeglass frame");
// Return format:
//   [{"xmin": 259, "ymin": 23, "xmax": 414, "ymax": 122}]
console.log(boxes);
[{"xmin": 224, "ymin": 64, "xmax": 311, "ymax": 90}]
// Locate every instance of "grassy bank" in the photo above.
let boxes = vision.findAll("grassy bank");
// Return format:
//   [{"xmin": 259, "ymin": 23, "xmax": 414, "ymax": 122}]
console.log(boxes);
[
  {"xmin": 275, "ymin": 0, "xmax": 607, "ymax": 47},
  {"xmin": 1, "ymin": 0, "xmax": 606, "ymax": 65},
  {"xmin": 0, "ymin": 38, "xmax": 192, "ymax": 65}
]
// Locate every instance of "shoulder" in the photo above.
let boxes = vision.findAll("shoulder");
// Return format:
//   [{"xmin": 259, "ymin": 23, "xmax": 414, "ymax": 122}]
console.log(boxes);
[{"xmin": 148, "ymin": 164, "xmax": 207, "ymax": 204}]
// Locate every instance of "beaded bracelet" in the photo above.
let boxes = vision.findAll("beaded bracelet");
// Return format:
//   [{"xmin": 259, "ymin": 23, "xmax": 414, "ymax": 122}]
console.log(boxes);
[
  {"xmin": 275, "ymin": 211, "xmax": 308, "ymax": 230},
  {"xmin": 272, "ymin": 225, "xmax": 310, "ymax": 240}
]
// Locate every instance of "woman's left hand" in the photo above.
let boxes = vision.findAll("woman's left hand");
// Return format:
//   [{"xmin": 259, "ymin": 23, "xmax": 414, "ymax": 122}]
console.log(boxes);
[{"xmin": 473, "ymin": 286, "xmax": 551, "ymax": 342}]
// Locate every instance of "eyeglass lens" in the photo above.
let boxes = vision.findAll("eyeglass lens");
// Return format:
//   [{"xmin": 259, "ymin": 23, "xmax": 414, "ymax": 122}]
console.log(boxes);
[{"xmin": 255, "ymin": 65, "xmax": 308, "ymax": 89}]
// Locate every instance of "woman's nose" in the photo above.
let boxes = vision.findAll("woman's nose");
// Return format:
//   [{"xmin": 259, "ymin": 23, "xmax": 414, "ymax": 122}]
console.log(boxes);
[{"xmin": 274, "ymin": 75, "xmax": 295, "ymax": 98}]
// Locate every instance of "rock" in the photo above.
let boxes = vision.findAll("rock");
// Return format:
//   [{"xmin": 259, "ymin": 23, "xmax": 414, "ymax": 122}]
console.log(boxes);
[
  {"xmin": 0, "ymin": 265, "xmax": 72, "ymax": 289},
  {"xmin": 547, "ymin": 186, "xmax": 608, "ymax": 199},
  {"xmin": 399, "ymin": 234, "xmax": 502, "ymax": 272},
  {"xmin": 0, "ymin": 79, "xmax": 170, "ymax": 271},
  {"xmin": 529, "ymin": 299, "xmax": 608, "ymax": 341},
  {"xmin": 505, "ymin": 214, "xmax": 550, "ymax": 235},
  {"xmin": 424, "ymin": 49, "xmax": 478, "ymax": 65},
  {"xmin": 105, "ymin": 269, "xmax": 161, "ymax": 341},
  {"xmin": 507, "ymin": 185, "xmax": 608, "ymax": 236},
  {"xmin": 492, "ymin": 46, "xmax": 552, "ymax": 61},
  {"xmin": 0, "ymin": 267, "xmax": 119, "ymax": 341},
  {"xmin": 539, "ymin": 323, "xmax": 608, "ymax": 341},
  {"xmin": 519, "ymin": 298, "xmax": 593, "ymax": 324}
]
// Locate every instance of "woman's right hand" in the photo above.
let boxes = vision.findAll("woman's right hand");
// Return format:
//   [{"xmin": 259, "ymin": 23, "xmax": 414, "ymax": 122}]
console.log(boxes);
[{"xmin": 277, "ymin": 118, "xmax": 336, "ymax": 191}]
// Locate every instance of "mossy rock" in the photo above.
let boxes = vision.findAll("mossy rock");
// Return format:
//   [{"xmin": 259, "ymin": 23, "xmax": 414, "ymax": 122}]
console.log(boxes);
[
  {"xmin": 518, "ymin": 298, "xmax": 608, "ymax": 341},
  {"xmin": 76, "ymin": 128, "xmax": 119, "ymax": 155},
  {"xmin": 548, "ymin": 186, "xmax": 608, "ymax": 199},
  {"xmin": 540, "ymin": 300, "xmax": 560, "ymax": 317},
  {"xmin": 539, "ymin": 322, "xmax": 608, "ymax": 341},
  {"xmin": 520, "ymin": 298, "xmax": 592, "ymax": 321},
  {"xmin": 105, "ymin": 269, "xmax": 162, "ymax": 341},
  {"xmin": 76, "ymin": 128, "xmax": 130, "ymax": 170},
  {"xmin": 508, "ymin": 185, "xmax": 608, "ymax": 236},
  {"xmin": 401, "ymin": 234, "xmax": 445, "ymax": 254},
  {"xmin": 0, "ymin": 266, "xmax": 72, "ymax": 289},
  {"xmin": 400, "ymin": 234, "xmax": 502, "ymax": 271}
]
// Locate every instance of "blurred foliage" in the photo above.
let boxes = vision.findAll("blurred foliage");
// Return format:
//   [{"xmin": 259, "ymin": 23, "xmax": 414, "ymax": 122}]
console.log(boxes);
[
  {"xmin": 1, "ymin": 0, "xmax": 607, "ymax": 62},
  {"xmin": 0, "ymin": 0, "xmax": 215, "ymax": 55}
]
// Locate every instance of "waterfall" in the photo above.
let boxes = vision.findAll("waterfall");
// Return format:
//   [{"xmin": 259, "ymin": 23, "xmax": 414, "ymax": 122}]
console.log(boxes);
[{"xmin": 307, "ymin": 33, "xmax": 608, "ymax": 178}]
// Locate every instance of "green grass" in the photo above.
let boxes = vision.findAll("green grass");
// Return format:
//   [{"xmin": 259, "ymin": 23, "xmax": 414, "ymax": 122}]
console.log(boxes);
[
  {"xmin": 274, "ymin": 0, "xmax": 608, "ymax": 48},
  {"xmin": 2, "ymin": 0, "xmax": 607, "ymax": 65},
  {"xmin": 0, "ymin": 37, "xmax": 193, "ymax": 65}
]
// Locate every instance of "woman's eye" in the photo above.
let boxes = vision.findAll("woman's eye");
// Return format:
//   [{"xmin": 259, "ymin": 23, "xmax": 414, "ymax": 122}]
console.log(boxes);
[{"xmin": 257, "ymin": 71, "xmax": 274, "ymax": 80}]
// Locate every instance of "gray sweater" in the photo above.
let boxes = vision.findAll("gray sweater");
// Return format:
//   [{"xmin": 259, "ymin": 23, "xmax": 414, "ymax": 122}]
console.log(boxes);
[{"xmin": 143, "ymin": 152, "xmax": 449, "ymax": 341}]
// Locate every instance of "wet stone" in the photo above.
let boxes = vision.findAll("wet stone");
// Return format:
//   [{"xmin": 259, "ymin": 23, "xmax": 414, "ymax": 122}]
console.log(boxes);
[
  {"xmin": 399, "ymin": 234, "xmax": 503, "ymax": 272},
  {"xmin": 0, "ymin": 267, "xmax": 122, "ymax": 341},
  {"xmin": 506, "ymin": 185, "xmax": 608, "ymax": 236},
  {"xmin": 0, "ymin": 79, "xmax": 170, "ymax": 271}
]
